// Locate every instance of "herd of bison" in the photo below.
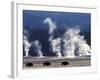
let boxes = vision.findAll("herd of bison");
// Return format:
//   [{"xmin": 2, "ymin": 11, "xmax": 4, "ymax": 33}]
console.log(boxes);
[{"xmin": 26, "ymin": 61, "xmax": 69, "ymax": 67}]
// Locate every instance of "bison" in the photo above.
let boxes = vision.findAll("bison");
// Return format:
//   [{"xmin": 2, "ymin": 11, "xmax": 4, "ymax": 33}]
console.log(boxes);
[
  {"xmin": 43, "ymin": 62, "xmax": 51, "ymax": 66},
  {"xmin": 61, "ymin": 61, "xmax": 69, "ymax": 66},
  {"xmin": 26, "ymin": 63, "xmax": 33, "ymax": 67}
]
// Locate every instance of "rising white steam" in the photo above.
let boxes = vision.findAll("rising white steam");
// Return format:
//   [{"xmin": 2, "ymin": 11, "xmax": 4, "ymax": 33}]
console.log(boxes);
[
  {"xmin": 43, "ymin": 17, "xmax": 62, "ymax": 57},
  {"xmin": 50, "ymin": 38, "xmax": 62, "ymax": 57},
  {"xmin": 43, "ymin": 17, "xmax": 57, "ymax": 35},
  {"xmin": 32, "ymin": 40, "xmax": 43, "ymax": 57},
  {"xmin": 43, "ymin": 17, "xmax": 91, "ymax": 57},
  {"xmin": 23, "ymin": 30, "xmax": 31, "ymax": 56},
  {"xmin": 24, "ymin": 17, "xmax": 91, "ymax": 58},
  {"xmin": 62, "ymin": 28, "xmax": 91, "ymax": 57},
  {"xmin": 23, "ymin": 30, "xmax": 43, "ymax": 57}
]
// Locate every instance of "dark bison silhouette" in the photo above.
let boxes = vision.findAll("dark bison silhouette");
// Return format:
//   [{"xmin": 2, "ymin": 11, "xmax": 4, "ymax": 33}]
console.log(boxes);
[
  {"xmin": 43, "ymin": 62, "xmax": 51, "ymax": 66},
  {"xmin": 26, "ymin": 63, "xmax": 33, "ymax": 67},
  {"xmin": 61, "ymin": 61, "xmax": 69, "ymax": 66}
]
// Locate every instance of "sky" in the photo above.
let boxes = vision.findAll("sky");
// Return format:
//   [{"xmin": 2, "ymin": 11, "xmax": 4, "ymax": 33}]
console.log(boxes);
[{"xmin": 23, "ymin": 10, "xmax": 91, "ymax": 32}]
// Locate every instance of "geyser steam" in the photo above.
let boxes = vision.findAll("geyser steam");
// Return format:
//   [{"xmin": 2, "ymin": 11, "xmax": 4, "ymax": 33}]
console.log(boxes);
[
  {"xmin": 32, "ymin": 40, "xmax": 43, "ymax": 57},
  {"xmin": 43, "ymin": 17, "xmax": 62, "ymax": 57},
  {"xmin": 23, "ymin": 30, "xmax": 31, "ymax": 56},
  {"xmin": 23, "ymin": 17, "xmax": 91, "ymax": 58},
  {"xmin": 43, "ymin": 17, "xmax": 91, "ymax": 57},
  {"xmin": 62, "ymin": 28, "xmax": 91, "ymax": 57},
  {"xmin": 23, "ymin": 30, "xmax": 43, "ymax": 57},
  {"xmin": 43, "ymin": 17, "xmax": 57, "ymax": 35}
]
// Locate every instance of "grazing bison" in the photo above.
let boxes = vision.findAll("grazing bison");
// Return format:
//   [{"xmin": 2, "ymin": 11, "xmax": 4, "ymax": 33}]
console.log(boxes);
[
  {"xmin": 26, "ymin": 63, "xmax": 33, "ymax": 67},
  {"xmin": 43, "ymin": 62, "xmax": 51, "ymax": 66},
  {"xmin": 61, "ymin": 61, "xmax": 69, "ymax": 66}
]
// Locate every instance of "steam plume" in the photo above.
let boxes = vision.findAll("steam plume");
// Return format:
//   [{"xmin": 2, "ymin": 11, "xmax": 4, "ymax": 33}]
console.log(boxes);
[
  {"xmin": 32, "ymin": 40, "xmax": 43, "ymax": 57},
  {"xmin": 50, "ymin": 38, "xmax": 62, "ymax": 57},
  {"xmin": 62, "ymin": 28, "xmax": 91, "ymax": 57},
  {"xmin": 43, "ymin": 17, "xmax": 91, "ymax": 57},
  {"xmin": 23, "ymin": 30, "xmax": 31, "ymax": 56},
  {"xmin": 43, "ymin": 17, "xmax": 57, "ymax": 35},
  {"xmin": 24, "ymin": 17, "xmax": 91, "ymax": 58},
  {"xmin": 43, "ymin": 17, "xmax": 62, "ymax": 57}
]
